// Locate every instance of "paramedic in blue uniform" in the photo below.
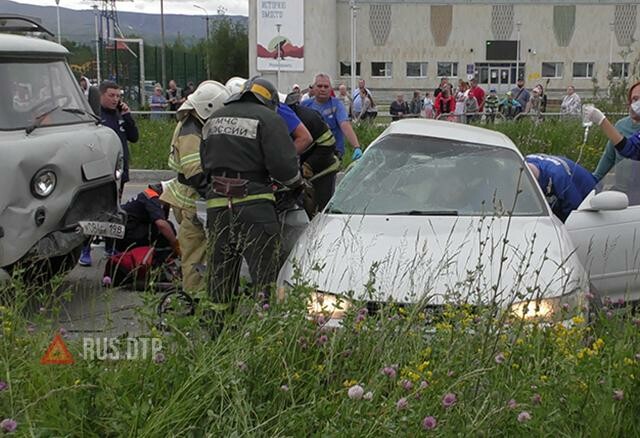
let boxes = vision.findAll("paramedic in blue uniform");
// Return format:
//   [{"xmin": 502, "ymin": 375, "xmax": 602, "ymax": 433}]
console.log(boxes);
[
  {"xmin": 525, "ymin": 154, "xmax": 597, "ymax": 222},
  {"xmin": 115, "ymin": 183, "xmax": 179, "ymax": 254},
  {"xmin": 201, "ymin": 76, "xmax": 304, "ymax": 333}
]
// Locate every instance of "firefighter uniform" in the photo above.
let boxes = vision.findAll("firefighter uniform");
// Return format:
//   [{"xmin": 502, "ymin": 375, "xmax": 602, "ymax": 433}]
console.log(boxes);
[
  {"xmin": 201, "ymin": 77, "xmax": 302, "ymax": 318},
  {"xmin": 160, "ymin": 81, "xmax": 230, "ymax": 293},
  {"xmin": 286, "ymin": 93, "xmax": 341, "ymax": 215},
  {"xmin": 160, "ymin": 117, "xmax": 208, "ymax": 293}
]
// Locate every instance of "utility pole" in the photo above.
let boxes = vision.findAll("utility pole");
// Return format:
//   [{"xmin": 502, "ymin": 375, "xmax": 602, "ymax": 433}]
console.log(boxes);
[
  {"xmin": 160, "ymin": 0, "xmax": 167, "ymax": 89},
  {"xmin": 93, "ymin": 4, "xmax": 101, "ymax": 83},
  {"xmin": 194, "ymin": 4, "xmax": 210, "ymax": 79},
  {"xmin": 349, "ymin": 0, "xmax": 358, "ymax": 99},
  {"xmin": 55, "ymin": 0, "xmax": 61, "ymax": 44}
]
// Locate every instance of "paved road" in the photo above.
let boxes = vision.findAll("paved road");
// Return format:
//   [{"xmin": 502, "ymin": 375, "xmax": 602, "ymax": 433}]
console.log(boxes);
[{"xmin": 60, "ymin": 183, "xmax": 159, "ymax": 338}]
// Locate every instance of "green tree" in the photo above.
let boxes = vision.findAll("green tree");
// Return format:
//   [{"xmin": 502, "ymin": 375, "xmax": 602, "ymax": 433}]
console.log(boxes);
[{"xmin": 205, "ymin": 17, "xmax": 248, "ymax": 82}]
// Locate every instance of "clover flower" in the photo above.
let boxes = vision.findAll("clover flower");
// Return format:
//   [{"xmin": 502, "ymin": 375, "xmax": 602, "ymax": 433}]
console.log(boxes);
[
  {"xmin": 363, "ymin": 391, "xmax": 373, "ymax": 401},
  {"xmin": 517, "ymin": 411, "xmax": 531, "ymax": 423},
  {"xmin": 495, "ymin": 352, "xmax": 505, "ymax": 364},
  {"xmin": 507, "ymin": 399, "xmax": 518, "ymax": 409},
  {"xmin": 613, "ymin": 390, "xmax": 624, "ymax": 401},
  {"xmin": 0, "ymin": 381, "xmax": 7, "ymax": 392},
  {"xmin": 422, "ymin": 416, "xmax": 437, "ymax": 430},
  {"xmin": 348, "ymin": 384, "xmax": 364, "ymax": 400},
  {"xmin": 401, "ymin": 379, "xmax": 413, "ymax": 391},
  {"xmin": 532, "ymin": 393, "xmax": 542, "ymax": 405},
  {"xmin": 442, "ymin": 392, "xmax": 457, "ymax": 408},
  {"xmin": 154, "ymin": 352, "xmax": 166, "ymax": 364},
  {"xmin": 396, "ymin": 397, "xmax": 408, "ymax": 410},
  {"xmin": 0, "ymin": 419, "xmax": 17, "ymax": 433},
  {"xmin": 382, "ymin": 366, "xmax": 397, "ymax": 379}
]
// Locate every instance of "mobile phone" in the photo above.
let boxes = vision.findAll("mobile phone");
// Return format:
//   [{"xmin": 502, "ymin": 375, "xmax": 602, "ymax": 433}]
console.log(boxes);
[{"xmin": 117, "ymin": 101, "xmax": 124, "ymax": 111}]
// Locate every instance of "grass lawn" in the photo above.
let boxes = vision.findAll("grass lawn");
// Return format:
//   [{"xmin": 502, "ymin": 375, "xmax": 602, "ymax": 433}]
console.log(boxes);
[{"xmin": 129, "ymin": 115, "xmax": 622, "ymax": 173}]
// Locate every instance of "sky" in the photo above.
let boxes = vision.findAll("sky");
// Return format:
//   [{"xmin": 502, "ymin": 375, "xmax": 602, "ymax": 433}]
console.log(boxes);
[{"xmin": 9, "ymin": 0, "xmax": 249, "ymax": 16}]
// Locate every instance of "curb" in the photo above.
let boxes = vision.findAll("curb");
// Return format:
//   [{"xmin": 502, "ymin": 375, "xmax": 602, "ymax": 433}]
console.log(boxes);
[{"xmin": 128, "ymin": 169, "xmax": 175, "ymax": 183}]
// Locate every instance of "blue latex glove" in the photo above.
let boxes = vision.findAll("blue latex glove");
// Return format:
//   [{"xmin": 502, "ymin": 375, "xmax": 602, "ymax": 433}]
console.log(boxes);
[{"xmin": 351, "ymin": 147, "xmax": 363, "ymax": 161}]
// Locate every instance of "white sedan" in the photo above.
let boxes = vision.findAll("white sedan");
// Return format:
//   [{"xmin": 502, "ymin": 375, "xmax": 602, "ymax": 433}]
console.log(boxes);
[
  {"xmin": 278, "ymin": 120, "xmax": 639, "ymax": 324},
  {"xmin": 566, "ymin": 158, "xmax": 640, "ymax": 303}
]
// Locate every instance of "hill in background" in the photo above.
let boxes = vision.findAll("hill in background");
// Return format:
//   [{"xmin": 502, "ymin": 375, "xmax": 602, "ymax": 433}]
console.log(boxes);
[{"xmin": 0, "ymin": 0, "xmax": 247, "ymax": 45}]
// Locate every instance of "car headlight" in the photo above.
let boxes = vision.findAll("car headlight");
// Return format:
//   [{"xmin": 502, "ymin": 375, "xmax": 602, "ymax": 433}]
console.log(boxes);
[
  {"xmin": 31, "ymin": 168, "xmax": 57, "ymax": 198},
  {"xmin": 114, "ymin": 153, "xmax": 124, "ymax": 180},
  {"xmin": 308, "ymin": 292, "xmax": 352, "ymax": 319},
  {"xmin": 510, "ymin": 293, "xmax": 583, "ymax": 320}
]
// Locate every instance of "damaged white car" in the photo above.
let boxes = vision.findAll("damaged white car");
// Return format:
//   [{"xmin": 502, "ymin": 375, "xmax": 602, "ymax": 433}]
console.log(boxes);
[
  {"xmin": 278, "ymin": 120, "xmax": 636, "ymax": 324},
  {"xmin": 0, "ymin": 16, "xmax": 124, "ymax": 280}
]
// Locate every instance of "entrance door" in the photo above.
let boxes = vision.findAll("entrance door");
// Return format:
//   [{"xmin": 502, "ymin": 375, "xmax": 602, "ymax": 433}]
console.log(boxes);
[{"xmin": 489, "ymin": 67, "xmax": 511, "ymax": 94}]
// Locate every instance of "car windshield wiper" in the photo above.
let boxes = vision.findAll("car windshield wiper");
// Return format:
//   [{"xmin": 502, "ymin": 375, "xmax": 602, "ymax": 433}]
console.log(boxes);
[
  {"xmin": 62, "ymin": 107, "xmax": 101, "ymax": 123},
  {"xmin": 388, "ymin": 210, "xmax": 459, "ymax": 216},
  {"xmin": 25, "ymin": 105, "xmax": 60, "ymax": 134}
]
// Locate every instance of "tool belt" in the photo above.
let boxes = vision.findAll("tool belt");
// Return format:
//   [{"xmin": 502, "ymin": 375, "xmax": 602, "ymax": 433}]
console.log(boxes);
[
  {"xmin": 208, "ymin": 171, "xmax": 276, "ymax": 210},
  {"xmin": 212, "ymin": 175, "xmax": 249, "ymax": 198}
]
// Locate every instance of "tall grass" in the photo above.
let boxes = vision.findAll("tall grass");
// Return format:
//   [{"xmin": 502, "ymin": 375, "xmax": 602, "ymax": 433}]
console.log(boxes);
[
  {"xmin": 1, "ymin": 249, "xmax": 639, "ymax": 435},
  {"xmin": 129, "ymin": 115, "xmax": 623, "ymax": 172}
]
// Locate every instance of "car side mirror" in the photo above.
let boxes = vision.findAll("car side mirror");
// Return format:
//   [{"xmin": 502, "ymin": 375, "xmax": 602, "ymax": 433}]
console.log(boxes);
[{"xmin": 589, "ymin": 191, "xmax": 628, "ymax": 211}]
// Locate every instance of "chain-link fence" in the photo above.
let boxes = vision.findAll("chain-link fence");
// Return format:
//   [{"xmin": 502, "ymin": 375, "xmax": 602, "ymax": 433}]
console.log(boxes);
[{"xmin": 100, "ymin": 43, "xmax": 206, "ymax": 110}]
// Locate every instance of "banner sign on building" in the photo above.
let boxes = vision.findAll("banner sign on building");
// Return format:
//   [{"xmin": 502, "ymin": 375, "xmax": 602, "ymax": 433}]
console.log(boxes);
[{"xmin": 257, "ymin": 0, "xmax": 304, "ymax": 72}]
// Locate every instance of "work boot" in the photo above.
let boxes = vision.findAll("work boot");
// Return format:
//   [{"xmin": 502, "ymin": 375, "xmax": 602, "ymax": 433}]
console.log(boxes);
[{"xmin": 78, "ymin": 245, "xmax": 92, "ymax": 267}]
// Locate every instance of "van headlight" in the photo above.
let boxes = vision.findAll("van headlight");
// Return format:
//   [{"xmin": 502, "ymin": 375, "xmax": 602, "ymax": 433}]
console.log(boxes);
[
  {"xmin": 308, "ymin": 292, "xmax": 352, "ymax": 319},
  {"xmin": 31, "ymin": 168, "xmax": 57, "ymax": 198},
  {"xmin": 511, "ymin": 293, "xmax": 583, "ymax": 320},
  {"xmin": 114, "ymin": 153, "xmax": 124, "ymax": 180}
]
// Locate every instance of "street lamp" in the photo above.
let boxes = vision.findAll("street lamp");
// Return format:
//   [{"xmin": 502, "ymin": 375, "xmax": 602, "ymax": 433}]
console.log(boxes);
[
  {"xmin": 608, "ymin": 21, "xmax": 615, "ymax": 97},
  {"xmin": 55, "ymin": 0, "xmax": 61, "ymax": 44},
  {"xmin": 160, "ymin": 0, "xmax": 166, "ymax": 89},
  {"xmin": 194, "ymin": 4, "xmax": 211, "ymax": 79},
  {"xmin": 608, "ymin": 22, "xmax": 615, "ymax": 72},
  {"xmin": 93, "ymin": 4, "xmax": 101, "ymax": 83},
  {"xmin": 276, "ymin": 23, "xmax": 282, "ymax": 91},
  {"xmin": 349, "ymin": 0, "xmax": 358, "ymax": 100},
  {"xmin": 515, "ymin": 21, "xmax": 522, "ymax": 86}
]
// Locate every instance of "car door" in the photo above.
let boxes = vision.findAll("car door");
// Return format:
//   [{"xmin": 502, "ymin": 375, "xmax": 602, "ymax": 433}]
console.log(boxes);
[{"xmin": 565, "ymin": 159, "xmax": 640, "ymax": 301}]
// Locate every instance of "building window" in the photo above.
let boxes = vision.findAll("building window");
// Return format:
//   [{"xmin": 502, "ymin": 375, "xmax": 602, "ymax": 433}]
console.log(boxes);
[
  {"xmin": 437, "ymin": 62, "xmax": 458, "ymax": 77},
  {"xmin": 406, "ymin": 62, "xmax": 428, "ymax": 78},
  {"xmin": 541, "ymin": 62, "xmax": 564, "ymax": 78},
  {"xmin": 573, "ymin": 62, "xmax": 595, "ymax": 78},
  {"xmin": 610, "ymin": 62, "xmax": 630, "ymax": 78},
  {"xmin": 371, "ymin": 62, "xmax": 393, "ymax": 78},
  {"xmin": 340, "ymin": 61, "xmax": 361, "ymax": 77}
]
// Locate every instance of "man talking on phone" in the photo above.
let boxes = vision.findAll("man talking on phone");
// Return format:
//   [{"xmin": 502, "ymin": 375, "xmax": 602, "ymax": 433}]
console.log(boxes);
[
  {"xmin": 99, "ymin": 80, "xmax": 139, "ymax": 195},
  {"xmin": 78, "ymin": 80, "xmax": 140, "ymax": 267}
]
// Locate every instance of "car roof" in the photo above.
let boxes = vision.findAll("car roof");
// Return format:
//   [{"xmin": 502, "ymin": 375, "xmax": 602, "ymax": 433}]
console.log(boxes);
[
  {"xmin": 382, "ymin": 119, "xmax": 517, "ymax": 151},
  {"xmin": 0, "ymin": 34, "xmax": 69, "ymax": 57}
]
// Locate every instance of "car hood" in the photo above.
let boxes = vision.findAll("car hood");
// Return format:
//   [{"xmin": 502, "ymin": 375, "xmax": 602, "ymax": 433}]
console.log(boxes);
[{"xmin": 278, "ymin": 213, "xmax": 587, "ymax": 305}]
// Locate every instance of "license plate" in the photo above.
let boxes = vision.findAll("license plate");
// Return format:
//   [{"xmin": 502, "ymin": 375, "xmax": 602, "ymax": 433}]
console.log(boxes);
[{"xmin": 78, "ymin": 221, "xmax": 125, "ymax": 239}]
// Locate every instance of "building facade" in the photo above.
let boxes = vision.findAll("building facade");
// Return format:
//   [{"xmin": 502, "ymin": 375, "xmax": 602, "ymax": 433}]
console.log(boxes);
[{"xmin": 249, "ymin": 0, "xmax": 639, "ymax": 100}]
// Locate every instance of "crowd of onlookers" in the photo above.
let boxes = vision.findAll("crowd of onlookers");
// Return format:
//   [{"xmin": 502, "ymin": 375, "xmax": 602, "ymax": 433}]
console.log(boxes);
[
  {"xmin": 143, "ymin": 76, "xmax": 586, "ymax": 126},
  {"xmin": 285, "ymin": 77, "xmax": 586, "ymax": 125}
]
